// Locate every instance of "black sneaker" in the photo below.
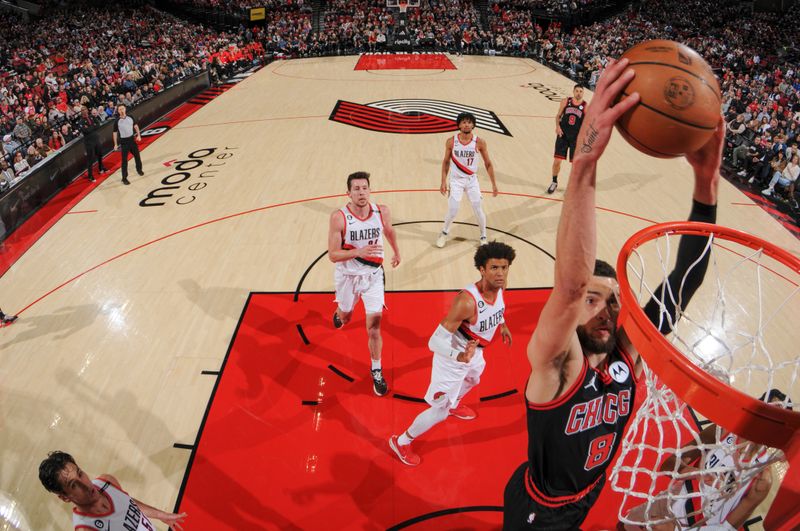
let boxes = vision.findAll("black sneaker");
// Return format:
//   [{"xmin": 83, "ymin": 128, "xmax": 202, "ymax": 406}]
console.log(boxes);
[
  {"xmin": 371, "ymin": 369, "xmax": 388, "ymax": 396},
  {"xmin": 1, "ymin": 314, "xmax": 18, "ymax": 325},
  {"xmin": 546, "ymin": 181, "xmax": 557, "ymax": 194},
  {"xmin": 333, "ymin": 311, "xmax": 343, "ymax": 329},
  {"xmin": 88, "ymin": 176, "xmax": 96, "ymax": 183},
  {"xmin": 137, "ymin": 170, "xmax": 144, "ymax": 176},
  {"xmin": 122, "ymin": 177, "xmax": 130, "ymax": 185}
]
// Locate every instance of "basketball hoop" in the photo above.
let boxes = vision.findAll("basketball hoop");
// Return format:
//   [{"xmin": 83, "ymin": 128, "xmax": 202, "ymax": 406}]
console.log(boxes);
[
  {"xmin": 398, "ymin": 0, "xmax": 408, "ymax": 14},
  {"xmin": 611, "ymin": 222, "xmax": 800, "ymax": 530}
]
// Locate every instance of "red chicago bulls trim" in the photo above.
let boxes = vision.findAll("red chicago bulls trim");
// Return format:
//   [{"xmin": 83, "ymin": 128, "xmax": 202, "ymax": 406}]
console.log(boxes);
[{"xmin": 524, "ymin": 466, "xmax": 603, "ymax": 508}]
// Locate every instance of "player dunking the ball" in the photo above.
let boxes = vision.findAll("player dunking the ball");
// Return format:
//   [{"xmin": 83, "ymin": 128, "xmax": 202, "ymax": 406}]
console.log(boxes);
[
  {"xmin": 547, "ymin": 84, "xmax": 587, "ymax": 194},
  {"xmin": 435, "ymin": 112, "xmax": 499, "ymax": 248},
  {"xmin": 390, "ymin": 241, "xmax": 515, "ymax": 465},
  {"xmin": 328, "ymin": 171, "xmax": 401, "ymax": 396},
  {"xmin": 503, "ymin": 58, "xmax": 725, "ymax": 529}
]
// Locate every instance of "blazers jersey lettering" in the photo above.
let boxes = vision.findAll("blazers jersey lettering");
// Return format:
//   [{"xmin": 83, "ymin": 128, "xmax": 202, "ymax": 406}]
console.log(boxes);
[
  {"xmin": 72, "ymin": 479, "xmax": 155, "ymax": 531},
  {"xmin": 337, "ymin": 203, "xmax": 384, "ymax": 274},
  {"xmin": 450, "ymin": 134, "xmax": 479, "ymax": 180},
  {"xmin": 455, "ymin": 282, "xmax": 505, "ymax": 350},
  {"xmin": 559, "ymin": 97, "xmax": 585, "ymax": 139},
  {"xmin": 524, "ymin": 346, "xmax": 637, "ymax": 506}
]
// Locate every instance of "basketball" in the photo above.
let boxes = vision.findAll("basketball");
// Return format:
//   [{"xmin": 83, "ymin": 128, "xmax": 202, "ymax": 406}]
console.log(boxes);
[{"xmin": 614, "ymin": 40, "xmax": 721, "ymax": 158}]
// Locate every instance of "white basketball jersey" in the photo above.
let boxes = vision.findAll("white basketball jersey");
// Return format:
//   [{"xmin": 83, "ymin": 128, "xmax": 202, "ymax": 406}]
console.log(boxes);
[
  {"xmin": 336, "ymin": 203, "xmax": 384, "ymax": 275},
  {"xmin": 454, "ymin": 282, "xmax": 505, "ymax": 350},
  {"xmin": 670, "ymin": 432, "xmax": 769, "ymax": 526},
  {"xmin": 72, "ymin": 479, "xmax": 156, "ymax": 531},
  {"xmin": 450, "ymin": 134, "xmax": 479, "ymax": 180}
]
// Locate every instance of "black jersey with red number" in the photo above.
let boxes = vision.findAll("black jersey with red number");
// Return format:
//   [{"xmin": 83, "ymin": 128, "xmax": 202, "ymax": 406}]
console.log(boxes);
[
  {"xmin": 524, "ymin": 346, "xmax": 637, "ymax": 506},
  {"xmin": 559, "ymin": 97, "xmax": 586, "ymax": 139}
]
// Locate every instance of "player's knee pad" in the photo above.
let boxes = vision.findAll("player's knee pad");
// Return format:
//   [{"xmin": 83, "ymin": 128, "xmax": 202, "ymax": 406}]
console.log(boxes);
[{"xmin": 464, "ymin": 375, "xmax": 480, "ymax": 387}]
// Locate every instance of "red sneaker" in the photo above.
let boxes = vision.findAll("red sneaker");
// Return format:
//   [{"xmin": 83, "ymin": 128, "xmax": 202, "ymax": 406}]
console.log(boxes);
[
  {"xmin": 449, "ymin": 404, "xmax": 477, "ymax": 420},
  {"xmin": 389, "ymin": 435, "xmax": 420, "ymax": 466}
]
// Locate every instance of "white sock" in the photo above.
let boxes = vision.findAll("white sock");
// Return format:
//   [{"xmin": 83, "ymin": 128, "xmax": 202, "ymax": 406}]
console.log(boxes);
[
  {"xmin": 371, "ymin": 359, "xmax": 381, "ymax": 371},
  {"xmin": 398, "ymin": 431, "xmax": 413, "ymax": 446}
]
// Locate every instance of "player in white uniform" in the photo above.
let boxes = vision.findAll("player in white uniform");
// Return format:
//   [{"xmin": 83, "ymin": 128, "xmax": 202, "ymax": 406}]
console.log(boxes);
[
  {"xmin": 435, "ymin": 112, "xmax": 499, "ymax": 248},
  {"xmin": 328, "ymin": 171, "xmax": 401, "ymax": 396},
  {"xmin": 39, "ymin": 451, "xmax": 187, "ymax": 530},
  {"xmin": 390, "ymin": 241, "xmax": 515, "ymax": 466},
  {"xmin": 622, "ymin": 389, "xmax": 791, "ymax": 531}
]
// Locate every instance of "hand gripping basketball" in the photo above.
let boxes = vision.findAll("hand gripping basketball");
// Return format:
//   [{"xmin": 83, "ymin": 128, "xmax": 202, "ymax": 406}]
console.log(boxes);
[{"xmin": 572, "ymin": 58, "xmax": 640, "ymax": 165}]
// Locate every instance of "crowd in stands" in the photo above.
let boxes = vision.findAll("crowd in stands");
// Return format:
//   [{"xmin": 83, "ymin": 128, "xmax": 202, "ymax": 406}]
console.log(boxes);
[
  {"xmin": 0, "ymin": 4, "xmax": 264, "ymax": 191},
  {"xmin": 486, "ymin": 0, "xmax": 800, "ymax": 205},
  {"xmin": 2, "ymin": 0, "xmax": 798, "ymax": 206},
  {"xmin": 169, "ymin": 0, "xmax": 305, "ymax": 16}
]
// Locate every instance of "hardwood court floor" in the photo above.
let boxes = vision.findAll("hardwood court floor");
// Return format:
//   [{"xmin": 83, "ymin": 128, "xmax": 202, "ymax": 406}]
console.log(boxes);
[{"xmin": 0, "ymin": 55, "xmax": 797, "ymax": 530}]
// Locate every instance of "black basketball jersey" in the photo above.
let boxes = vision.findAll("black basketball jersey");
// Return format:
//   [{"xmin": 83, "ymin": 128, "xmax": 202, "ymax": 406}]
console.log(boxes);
[
  {"xmin": 559, "ymin": 97, "xmax": 585, "ymax": 139},
  {"xmin": 524, "ymin": 346, "xmax": 637, "ymax": 506}
]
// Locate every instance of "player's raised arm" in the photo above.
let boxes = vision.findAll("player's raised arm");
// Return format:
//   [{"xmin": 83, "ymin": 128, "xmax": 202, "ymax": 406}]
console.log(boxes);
[
  {"xmin": 638, "ymin": 118, "xmax": 723, "ymax": 342},
  {"xmin": 476, "ymin": 137, "xmax": 498, "ymax": 196},
  {"xmin": 526, "ymin": 59, "xmax": 639, "ymax": 376},
  {"xmin": 441, "ymin": 136, "xmax": 454, "ymax": 195}
]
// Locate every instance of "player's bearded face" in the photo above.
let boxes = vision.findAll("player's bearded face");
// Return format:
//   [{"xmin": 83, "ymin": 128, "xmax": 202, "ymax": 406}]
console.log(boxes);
[
  {"xmin": 458, "ymin": 120, "xmax": 474, "ymax": 134},
  {"xmin": 576, "ymin": 278, "xmax": 619, "ymax": 354}
]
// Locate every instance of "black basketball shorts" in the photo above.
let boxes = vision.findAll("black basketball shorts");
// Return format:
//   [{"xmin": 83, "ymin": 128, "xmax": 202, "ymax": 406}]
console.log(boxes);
[
  {"xmin": 503, "ymin": 461, "xmax": 604, "ymax": 531},
  {"xmin": 554, "ymin": 135, "xmax": 578, "ymax": 161}
]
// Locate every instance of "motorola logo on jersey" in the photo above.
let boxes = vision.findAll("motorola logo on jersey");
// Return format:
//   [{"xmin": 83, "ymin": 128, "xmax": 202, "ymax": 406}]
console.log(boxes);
[
  {"xmin": 329, "ymin": 99, "xmax": 512, "ymax": 136},
  {"xmin": 608, "ymin": 361, "xmax": 630, "ymax": 383}
]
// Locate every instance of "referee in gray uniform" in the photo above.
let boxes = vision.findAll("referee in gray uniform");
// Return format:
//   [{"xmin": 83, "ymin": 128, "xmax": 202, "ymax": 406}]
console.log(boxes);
[{"xmin": 112, "ymin": 104, "xmax": 143, "ymax": 185}]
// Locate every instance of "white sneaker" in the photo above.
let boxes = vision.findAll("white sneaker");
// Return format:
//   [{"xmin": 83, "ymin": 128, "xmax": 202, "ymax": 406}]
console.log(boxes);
[
  {"xmin": 762, "ymin": 188, "xmax": 773, "ymax": 196},
  {"xmin": 435, "ymin": 232, "xmax": 447, "ymax": 248},
  {"xmin": 737, "ymin": 170, "xmax": 747, "ymax": 177},
  {"xmin": 479, "ymin": 236, "xmax": 488, "ymax": 245},
  {"xmin": 747, "ymin": 177, "xmax": 755, "ymax": 184}
]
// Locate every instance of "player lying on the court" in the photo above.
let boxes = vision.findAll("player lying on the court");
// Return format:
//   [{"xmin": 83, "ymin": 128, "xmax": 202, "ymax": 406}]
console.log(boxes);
[
  {"xmin": 39, "ymin": 450, "xmax": 187, "ymax": 530},
  {"xmin": 390, "ymin": 241, "xmax": 515, "ymax": 466},
  {"xmin": 328, "ymin": 171, "xmax": 401, "ymax": 396},
  {"xmin": 502, "ymin": 56, "xmax": 726, "ymax": 530},
  {"xmin": 435, "ymin": 112, "xmax": 498, "ymax": 248},
  {"xmin": 621, "ymin": 389, "xmax": 792, "ymax": 531}
]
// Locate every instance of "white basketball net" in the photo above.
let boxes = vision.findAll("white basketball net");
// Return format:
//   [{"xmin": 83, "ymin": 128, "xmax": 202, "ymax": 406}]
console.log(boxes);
[{"xmin": 610, "ymin": 228, "xmax": 799, "ymax": 530}]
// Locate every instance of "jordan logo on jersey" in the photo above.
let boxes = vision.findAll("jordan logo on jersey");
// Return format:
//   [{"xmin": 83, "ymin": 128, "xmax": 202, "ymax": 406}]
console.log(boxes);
[{"xmin": 564, "ymin": 390, "xmax": 631, "ymax": 435}]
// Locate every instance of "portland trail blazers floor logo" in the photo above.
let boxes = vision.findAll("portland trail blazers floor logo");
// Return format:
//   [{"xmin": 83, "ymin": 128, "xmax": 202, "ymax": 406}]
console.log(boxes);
[{"xmin": 329, "ymin": 99, "xmax": 512, "ymax": 136}]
